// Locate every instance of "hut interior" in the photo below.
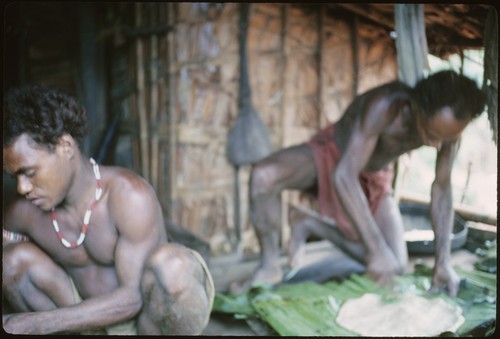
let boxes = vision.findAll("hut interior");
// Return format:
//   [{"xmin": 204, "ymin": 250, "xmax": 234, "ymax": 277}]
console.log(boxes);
[{"xmin": 3, "ymin": 3, "xmax": 497, "ymax": 335}]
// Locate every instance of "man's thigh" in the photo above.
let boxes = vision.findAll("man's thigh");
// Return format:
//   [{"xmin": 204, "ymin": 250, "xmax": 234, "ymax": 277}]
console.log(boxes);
[{"xmin": 250, "ymin": 144, "xmax": 317, "ymax": 194}]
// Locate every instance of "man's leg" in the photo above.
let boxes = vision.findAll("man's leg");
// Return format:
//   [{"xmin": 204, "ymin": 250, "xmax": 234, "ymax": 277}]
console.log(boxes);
[
  {"xmin": 229, "ymin": 144, "xmax": 317, "ymax": 293},
  {"xmin": 137, "ymin": 243, "xmax": 214, "ymax": 335},
  {"xmin": 287, "ymin": 194, "xmax": 407, "ymax": 277},
  {"xmin": 2, "ymin": 242, "xmax": 78, "ymax": 312},
  {"xmin": 287, "ymin": 209, "xmax": 366, "ymax": 269}
]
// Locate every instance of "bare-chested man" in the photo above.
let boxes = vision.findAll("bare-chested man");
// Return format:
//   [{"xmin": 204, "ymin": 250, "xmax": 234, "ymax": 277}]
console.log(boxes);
[
  {"xmin": 230, "ymin": 70, "xmax": 486, "ymax": 297},
  {"xmin": 2, "ymin": 84, "xmax": 214, "ymax": 335}
]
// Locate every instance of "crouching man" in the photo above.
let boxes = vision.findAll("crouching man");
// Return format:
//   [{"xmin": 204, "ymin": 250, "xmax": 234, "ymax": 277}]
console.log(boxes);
[
  {"xmin": 2, "ymin": 84, "xmax": 214, "ymax": 335},
  {"xmin": 230, "ymin": 71, "xmax": 486, "ymax": 297}
]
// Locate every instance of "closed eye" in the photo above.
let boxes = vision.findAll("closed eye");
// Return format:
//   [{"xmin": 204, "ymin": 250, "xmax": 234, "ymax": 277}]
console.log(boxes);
[
  {"xmin": 13, "ymin": 167, "xmax": 36, "ymax": 179},
  {"xmin": 24, "ymin": 171, "xmax": 36, "ymax": 178}
]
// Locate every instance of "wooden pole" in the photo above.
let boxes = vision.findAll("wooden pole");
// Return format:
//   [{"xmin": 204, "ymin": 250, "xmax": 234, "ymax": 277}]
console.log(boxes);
[
  {"xmin": 166, "ymin": 2, "xmax": 177, "ymax": 220},
  {"xmin": 316, "ymin": 5, "xmax": 324, "ymax": 129},
  {"xmin": 350, "ymin": 15, "xmax": 359, "ymax": 98},
  {"xmin": 150, "ymin": 24, "xmax": 159, "ymax": 190},
  {"xmin": 135, "ymin": 3, "xmax": 150, "ymax": 181},
  {"xmin": 279, "ymin": 4, "xmax": 289, "ymax": 251}
]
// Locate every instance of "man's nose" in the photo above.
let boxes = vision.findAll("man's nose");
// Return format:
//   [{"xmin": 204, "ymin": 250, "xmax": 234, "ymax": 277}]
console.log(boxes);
[{"xmin": 17, "ymin": 176, "xmax": 33, "ymax": 195}]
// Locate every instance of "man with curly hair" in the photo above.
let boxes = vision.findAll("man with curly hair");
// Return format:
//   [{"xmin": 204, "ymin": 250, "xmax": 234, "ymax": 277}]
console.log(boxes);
[
  {"xmin": 2, "ymin": 85, "xmax": 214, "ymax": 335},
  {"xmin": 230, "ymin": 70, "xmax": 486, "ymax": 297}
]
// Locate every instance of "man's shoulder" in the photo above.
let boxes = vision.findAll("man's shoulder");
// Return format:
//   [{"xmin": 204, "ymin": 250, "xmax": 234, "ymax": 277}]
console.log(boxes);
[
  {"xmin": 374, "ymin": 81, "xmax": 413, "ymax": 100},
  {"xmin": 3, "ymin": 196, "xmax": 44, "ymax": 232},
  {"xmin": 100, "ymin": 165, "xmax": 164, "ymax": 235},
  {"xmin": 101, "ymin": 165, "xmax": 157, "ymax": 205},
  {"xmin": 379, "ymin": 80, "xmax": 412, "ymax": 91},
  {"xmin": 102, "ymin": 165, "xmax": 150, "ymax": 187},
  {"xmin": 351, "ymin": 82, "xmax": 412, "ymax": 115}
]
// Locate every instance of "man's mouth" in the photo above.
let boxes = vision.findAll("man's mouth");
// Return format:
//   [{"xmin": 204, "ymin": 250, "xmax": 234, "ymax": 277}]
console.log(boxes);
[{"xmin": 28, "ymin": 196, "xmax": 42, "ymax": 207}]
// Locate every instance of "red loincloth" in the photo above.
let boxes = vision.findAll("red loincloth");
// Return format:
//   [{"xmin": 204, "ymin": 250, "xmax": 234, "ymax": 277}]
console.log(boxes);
[{"xmin": 306, "ymin": 125, "xmax": 394, "ymax": 241}]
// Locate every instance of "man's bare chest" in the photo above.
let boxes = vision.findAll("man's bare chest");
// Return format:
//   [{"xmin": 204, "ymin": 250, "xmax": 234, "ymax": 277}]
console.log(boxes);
[{"xmin": 32, "ymin": 207, "xmax": 118, "ymax": 267}]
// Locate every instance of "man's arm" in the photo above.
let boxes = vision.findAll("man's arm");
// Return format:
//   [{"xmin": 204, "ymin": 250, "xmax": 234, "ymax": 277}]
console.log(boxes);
[
  {"xmin": 333, "ymin": 96, "xmax": 401, "ymax": 285},
  {"xmin": 429, "ymin": 140, "xmax": 461, "ymax": 296},
  {"xmin": 3, "ymin": 284, "xmax": 143, "ymax": 334}
]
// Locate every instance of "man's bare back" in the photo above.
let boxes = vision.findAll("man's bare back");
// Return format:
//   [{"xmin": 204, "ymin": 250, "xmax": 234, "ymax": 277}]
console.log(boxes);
[{"xmin": 333, "ymin": 83, "xmax": 423, "ymax": 170}]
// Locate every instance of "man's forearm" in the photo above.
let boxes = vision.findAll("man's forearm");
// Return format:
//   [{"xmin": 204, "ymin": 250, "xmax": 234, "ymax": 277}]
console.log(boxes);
[
  {"xmin": 3, "ymin": 287, "xmax": 142, "ymax": 334},
  {"xmin": 430, "ymin": 181, "xmax": 454, "ymax": 266}
]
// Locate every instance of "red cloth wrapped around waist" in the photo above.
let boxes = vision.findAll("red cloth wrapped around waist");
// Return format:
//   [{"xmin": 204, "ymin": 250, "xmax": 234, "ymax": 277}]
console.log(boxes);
[{"xmin": 306, "ymin": 125, "xmax": 394, "ymax": 241}]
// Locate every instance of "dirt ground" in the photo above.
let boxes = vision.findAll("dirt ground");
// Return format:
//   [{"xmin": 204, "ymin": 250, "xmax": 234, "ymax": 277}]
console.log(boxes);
[{"xmin": 202, "ymin": 240, "xmax": 481, "ymax": 335}]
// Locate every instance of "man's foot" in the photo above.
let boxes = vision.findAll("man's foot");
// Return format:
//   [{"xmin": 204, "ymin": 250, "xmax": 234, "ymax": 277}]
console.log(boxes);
[{"xmin": 228, "ymin": 264, "xmax": 283, "ymax": 294}]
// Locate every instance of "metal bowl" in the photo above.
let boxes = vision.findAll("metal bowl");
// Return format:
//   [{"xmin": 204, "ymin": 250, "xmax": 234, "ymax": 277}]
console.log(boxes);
[{"xmin": 399, "ymin": 202, "xmax": 468, "ymax": 255}]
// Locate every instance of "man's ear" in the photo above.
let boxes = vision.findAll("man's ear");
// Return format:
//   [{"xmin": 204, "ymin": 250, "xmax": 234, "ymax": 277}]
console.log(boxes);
[{"xmin": 57, "ymin": 134, "xmax": 76, "ymax": 159}]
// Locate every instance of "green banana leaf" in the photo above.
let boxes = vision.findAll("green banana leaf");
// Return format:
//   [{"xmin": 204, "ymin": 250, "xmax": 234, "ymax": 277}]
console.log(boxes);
[{"xmin": 213, "ymin": 266, "xmax": 496, "ymax": 336}]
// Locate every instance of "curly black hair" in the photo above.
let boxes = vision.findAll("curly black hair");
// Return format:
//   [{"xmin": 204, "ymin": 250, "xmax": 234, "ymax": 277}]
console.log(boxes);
[
  {"xmin": 3, "ymin": 84, "xmax": 88, "ymax": 150},
  {"xmin": 412, "ymin": 70, "xmax": 486, "ymax": 121}
]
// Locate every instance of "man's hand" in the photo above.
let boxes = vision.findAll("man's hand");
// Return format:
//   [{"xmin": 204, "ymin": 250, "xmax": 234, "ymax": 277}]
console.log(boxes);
[
  {"xmin": 3, "ymin": 313, "xmax": 37, "ymax": 335},
  {"xmin": 366, "ymin": 247, "xmax": 401, "ymax": 286},
  {"xmin": 430, "ymin": 262, "xmax": 460, "ymax": 297}
]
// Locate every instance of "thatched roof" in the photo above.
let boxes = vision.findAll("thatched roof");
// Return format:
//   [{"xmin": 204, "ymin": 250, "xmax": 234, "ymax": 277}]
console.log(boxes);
[{"xmin": 299, "ymin": 3, "xmax": 490, "ymax": 59}]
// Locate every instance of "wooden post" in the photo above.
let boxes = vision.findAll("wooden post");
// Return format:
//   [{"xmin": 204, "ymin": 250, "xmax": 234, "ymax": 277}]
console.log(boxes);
[
  {"xmin": 316, "ymin": 5, "xmax": 325, "ymax": 129},
  {"xmin": 150, "ymin": 25, "xmax": 159, "ymax": 190},
  {"xmin": 350, "ymin": 15, "xmax": 359, "ymax": 98},
  {"xmin": 394, "ymin": 4, "xmax": 429, "ymax": 86},
  {"xmin": 279, "ymin": 4, "xmax": 290, "ymax": 251},
  {"xmin": 135, "ymin": 3, "xmax": 150, "ymax": 181},
  {"xmin": 166, "ymin": 2, "xmax": 177, "ymax": 220}
]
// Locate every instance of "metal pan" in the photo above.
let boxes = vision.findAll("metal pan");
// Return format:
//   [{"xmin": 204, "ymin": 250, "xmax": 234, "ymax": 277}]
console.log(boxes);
[{"xmin": 400, "ymin": 202, "xmax": 468, "ymax": 255}]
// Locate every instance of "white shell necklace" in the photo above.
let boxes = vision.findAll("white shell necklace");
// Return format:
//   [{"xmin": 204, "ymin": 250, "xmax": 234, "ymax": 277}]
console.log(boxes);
[{"xmin": 50, "ymin": 158, "xmax": 103, "ymax": 248}]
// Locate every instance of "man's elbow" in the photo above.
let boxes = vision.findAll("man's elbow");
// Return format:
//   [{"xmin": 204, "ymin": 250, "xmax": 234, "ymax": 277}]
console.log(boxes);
[
  {"xmin": 332, "ymin": 168, "xmax": 354, "ymax": 194},
  {"xmin": 431, "ymin": 179, "xmax": 452, "ymax": 197},
  {"xmin": 118, "ymin": 289, "xmax": 144, "ymax": 320}
]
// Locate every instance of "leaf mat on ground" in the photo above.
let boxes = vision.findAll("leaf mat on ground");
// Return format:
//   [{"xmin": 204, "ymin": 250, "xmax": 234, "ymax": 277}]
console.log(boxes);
[{"xmin": 213, "ymin": 266, "xmax": 496, "ymax": 336}]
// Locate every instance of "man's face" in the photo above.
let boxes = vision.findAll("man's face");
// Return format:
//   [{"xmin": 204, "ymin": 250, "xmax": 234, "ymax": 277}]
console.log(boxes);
[
  {"xmin": 416, "ymin": 106, "xmax": 469, "ymax": 150},
  {"xmin": 3, "ymin": 134, "xmax": 71, "ymax": 211}
]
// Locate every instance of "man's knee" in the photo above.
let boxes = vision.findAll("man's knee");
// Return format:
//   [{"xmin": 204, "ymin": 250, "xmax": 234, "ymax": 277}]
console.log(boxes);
[
  {"xmin": 250, "ymin": 162, "xmax": 282, "ymax": 198},
  {"xmin": 3, "ymin": 242, "xmax": 45, "ymax": 283},
  {"xmin": 141, "ymin": 243, "xmax": 214, "ymax": 334},
  {"xmin": 144, "ymin": 243, "xmax": 213, "ymax": 299}
]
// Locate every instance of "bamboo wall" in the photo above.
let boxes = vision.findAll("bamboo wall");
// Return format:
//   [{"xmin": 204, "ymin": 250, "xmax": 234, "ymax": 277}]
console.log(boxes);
[{"xmin": 120, "ymin": 3, "xmax": 397, "ymax": 256}]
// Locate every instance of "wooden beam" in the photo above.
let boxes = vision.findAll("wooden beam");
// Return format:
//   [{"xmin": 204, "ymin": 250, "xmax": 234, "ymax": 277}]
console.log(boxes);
[
  {"xmin": 335, "ymin": 3, "xmax": 395, "ymax": 31},
  {"xmin": 424, "ymin": 4, "xmax": 484, "ymax": 39}
]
